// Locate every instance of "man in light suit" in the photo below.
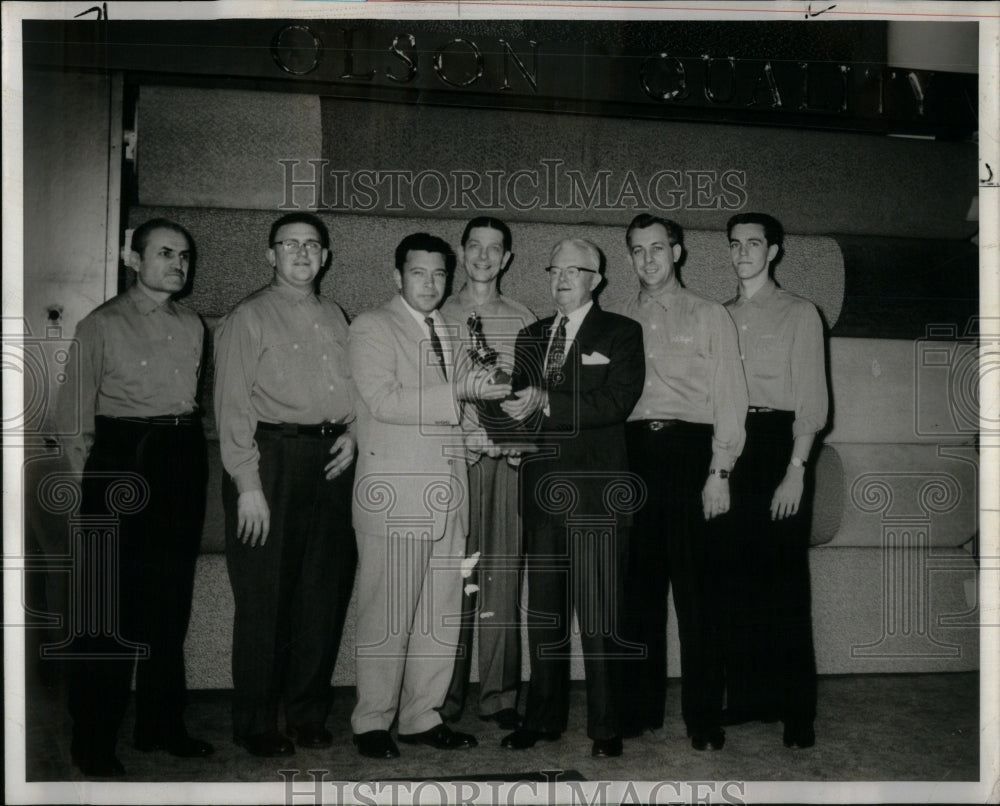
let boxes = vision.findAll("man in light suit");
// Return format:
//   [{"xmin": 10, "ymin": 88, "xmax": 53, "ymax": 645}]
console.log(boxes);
[
  {"xmin": 500, "ymin": 237, "xmax": 645, "ymax": 759},
  {"xmin": 348, "ymin": 232, "xmax": 510, "ymax": 759}
]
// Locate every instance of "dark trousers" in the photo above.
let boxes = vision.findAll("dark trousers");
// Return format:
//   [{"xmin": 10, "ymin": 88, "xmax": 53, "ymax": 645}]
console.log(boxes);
[
  {"xmin": 619, "ymin": 419, "xmax": 725, "ymax": 735},
  {"xmin": 441, "ymin": 455, "xmax": 522, "ymax": 720},
  {"xmin": 522, "ymin": 520, "xmax": 628, "ymax": 741},
  {"xmin": 722, "ymin": 411, "xmax": 817, "ymax": 728},
  {"xmin": 223, "ymin": 426, "xmax": 356, "ymax": 739},
  {"xmin": 68, "ymin": 415, "xmax": 207, "ymax": 757}
]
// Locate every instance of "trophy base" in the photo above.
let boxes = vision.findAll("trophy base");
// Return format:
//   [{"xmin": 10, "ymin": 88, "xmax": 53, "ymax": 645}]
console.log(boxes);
[{"xmin": 476, "ymin": 400, "xmax": 532, "ymax": 446}]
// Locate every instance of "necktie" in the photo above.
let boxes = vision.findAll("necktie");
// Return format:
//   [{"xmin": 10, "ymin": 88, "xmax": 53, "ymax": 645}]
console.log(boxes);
[
  {"xmin": 425, "ymin": 316, "xmax": 447, "ymax": 379},
  {"xmin": 545, "ymin": 316, "xmax": 569, "ymax": 388}
]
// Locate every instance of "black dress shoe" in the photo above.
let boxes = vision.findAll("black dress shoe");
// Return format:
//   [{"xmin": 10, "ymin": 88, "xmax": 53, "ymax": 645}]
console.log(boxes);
[
  {"xmin": 135, "ymin": 733, "xmax": 215, "ymax": 757},
  {"xmin": 73, "ymin": 751, "xmax": 125, "ymax": 777},
  {"xmin": 236, "ymin": 730, "xmax": 295, "ymax": 757},
  {"xmin": 782, "ymin": 723, "xmax": 816, "ymax": 748},
  {"xmin": 479, "ymin": 708, "xmax": 521, "ymax": 730},
  {"xmin": 398, "ymin": 723, "xmax": 478, "ymax": 749},
  {"xmin": 290, "ymin": 723, "xmax": 333, "ymax": 749},
  {"xmin": 690, "ymin": 727, "xmax": 726, "ymax": 751},
  {"xmin": 353, "ymin": 730, "xmax": 400, "ymax": 759},
  {"xmin": 591, "ymin": 736, "xmax": 623, "ymax": 758},
  {"xmin": 500, "ymin": 727, "xmax": 561, "ymax": 749}
]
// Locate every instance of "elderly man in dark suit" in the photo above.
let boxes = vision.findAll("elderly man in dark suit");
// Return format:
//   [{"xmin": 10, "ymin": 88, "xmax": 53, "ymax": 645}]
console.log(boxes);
[{"xmin": 499, "ymin": 237, "xmax": 645, "ymax": 758}]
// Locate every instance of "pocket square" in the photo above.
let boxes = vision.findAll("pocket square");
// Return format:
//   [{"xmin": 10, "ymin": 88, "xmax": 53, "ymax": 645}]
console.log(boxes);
[{"xmin": 581, "ymin": 351, "xmax": 610, "ymax": 365}]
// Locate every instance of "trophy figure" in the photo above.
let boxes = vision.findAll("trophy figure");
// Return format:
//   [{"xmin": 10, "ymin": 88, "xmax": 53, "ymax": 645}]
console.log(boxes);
[{"xmin": 466, "ymin": 312, "xmax": 522, "ymax": 444}]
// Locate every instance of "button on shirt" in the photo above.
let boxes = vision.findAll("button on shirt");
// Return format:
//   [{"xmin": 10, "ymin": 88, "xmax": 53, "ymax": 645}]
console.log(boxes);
[
  {"xmin": 613, "ymin": 283, "xmax": 747, "ymax": 466},
  {"xmin": 726, "ymin": 278, "xmax": 828, "ymax": 437},
  {"xmin": 214, "ymin": 281, "xmax": 356, "ymax": 494},
  {"xmin": 57, "ymin": 283, "xmax": 204, "ymax": 474}
]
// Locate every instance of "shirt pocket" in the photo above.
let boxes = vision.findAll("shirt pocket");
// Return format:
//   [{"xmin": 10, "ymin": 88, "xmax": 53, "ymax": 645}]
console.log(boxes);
[
  {"xmin": 653, "ymin": 352, "xmax": 710, "ymax": 409},
  {"xmin": 261, "ymin": 340, "xmax": 318, "ymax": 384},
  {"xmin": 748, "ymin": 333, "xmax": 791, "ymax": 382}
]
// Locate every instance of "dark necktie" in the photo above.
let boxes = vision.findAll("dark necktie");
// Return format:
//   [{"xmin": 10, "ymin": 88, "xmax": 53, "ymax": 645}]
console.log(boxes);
[
  {"xmin": 545, "ymin": 316, "xmax": 569, "ymax": 388},
  {"xmin": 425, "ymin": 316, "xmax": 447, "ymax": 379}
]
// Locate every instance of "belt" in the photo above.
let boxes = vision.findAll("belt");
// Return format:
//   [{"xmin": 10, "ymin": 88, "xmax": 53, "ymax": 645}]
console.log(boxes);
[
  {"xmin": 632, "ymin": 418, "xmax": 679, "ymax": 431},
  {"xmin": 747, "ymin": 406, "xmax": 775, "ymax": 414},
  {"xmin": 256, "ymin": 421, "xmax": 348, "ymax": 438},
  {"xmin": 105, "ymin": 413, "xmax": 197, "ymax": 426}
]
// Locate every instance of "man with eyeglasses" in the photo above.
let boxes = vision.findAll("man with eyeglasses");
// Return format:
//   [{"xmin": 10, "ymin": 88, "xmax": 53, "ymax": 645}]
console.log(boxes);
[
  {"xmin": 438, "ymin": 217, "xmax": 534, "ymax": 731},
  {"xmin": 611, "ymin": 213, "xmax": 747, "ymax": 752},
  {"xmin": 56, "ymin": 218, "xmax": 213, "ymax": 776},
  {"xmin": 499, "ymin": 238, "xmax": 644, "ymax": 759},
  {"xmin": 214, "ymin": 212, "xmax": 357, "ymax": 758}
]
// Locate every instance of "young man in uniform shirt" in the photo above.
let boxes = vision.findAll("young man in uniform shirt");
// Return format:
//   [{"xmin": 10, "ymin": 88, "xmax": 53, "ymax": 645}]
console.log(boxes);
[
  {"xmin": 612, "ymin": 213, "xmax": 748, "ymax": 751},
  {"xmin": 723, "ymin": 212, "xmax": 828, "ymax": 749},
  {"xmin": 439, "ymin": 217, "xmax": 534, "ymax": 731},
  {"xmin": 214, "ymin": 212, "xmax": 357, "ymax": 757},
  {"xmin": 57, "ymin": 218, "xmax": 213, "ymax": 776}
]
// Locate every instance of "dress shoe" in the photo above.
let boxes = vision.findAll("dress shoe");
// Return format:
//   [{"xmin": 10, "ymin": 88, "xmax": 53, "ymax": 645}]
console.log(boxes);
[
  {"xmin": 690, "ymin": 727, "xmax": 726, "ymax": 751},
  {"xmin": 591, "ymin": 736, "xmax": 623, "ymax": 758},
  {"xmin": 236, "ymin": 730, "xmax": 295, "ymax": 757},
  {"xmin": 353, "ymin": 730, "xmax": 400, "ymax": 759},
  {"xmin": 290, "ymin": 723, "xmax": 333, "ymax": 749},
  {"xmin": 72, "ymin": 750, "xmax": 125, "ymax": 778},
  {"xmin": 782, "ymin": 723, "xmax": 816, "ymax": 748},
  {"xmin": 479, "ymin": 708, "xmax": 521, "ymax": 730},
  {"xmin": 134, "ymin": 732, "xmax": 214, "ymax": 757},
  {"xmin": 500, "ymin": 727, "xmax": 561, "ymax": 749},
  {"xmin": 398, "ymin": 723, "xmax": 478, "ymax": 750}
]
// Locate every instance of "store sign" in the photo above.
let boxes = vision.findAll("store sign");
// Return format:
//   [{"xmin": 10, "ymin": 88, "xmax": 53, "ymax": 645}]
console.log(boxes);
[{"xmin": 24, "ymin": 19, "xmax": 977, "ymax": 136}]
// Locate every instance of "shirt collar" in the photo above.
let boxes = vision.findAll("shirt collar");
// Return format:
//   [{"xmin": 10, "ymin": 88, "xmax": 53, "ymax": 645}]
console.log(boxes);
[
  {"xmin": 740, "ymin": 277, "xmax": 778, "ymax": 305},
  {"xmin": 399, "ymin": 294, "xmax": 444, "ymax": 328},
  {"xmin": 457, "ymin": 284, "xmax": 501, "ymax": 310},
  {"xmin": 555, "ymin": 299, "xmax": 593, "ymax": 329},
  {"xmin": 126, "ymin": 282, "xmax": 173, "ymax": 315},
  {"xmin": 269, "ymin": 277, "xmax": 318, "ymax": 302},
  {"xmin": 637, "ymin": 276, "xmax": 683, "ymax": 306}
]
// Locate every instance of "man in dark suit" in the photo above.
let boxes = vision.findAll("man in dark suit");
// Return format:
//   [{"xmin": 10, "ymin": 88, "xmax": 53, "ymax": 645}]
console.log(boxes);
[{"xmin": 499, "ymin": 237, "xmax": 645, "ymax": 758}]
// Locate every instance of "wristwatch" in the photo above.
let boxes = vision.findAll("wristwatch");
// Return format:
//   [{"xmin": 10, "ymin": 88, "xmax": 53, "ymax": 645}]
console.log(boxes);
[
  {"xmin": 790, "ymin": 456, "xmax": 807, "ymax": 468},
  {"xmin": 709, "ymin": 468, "xmax": 730, "ymax": 479}
]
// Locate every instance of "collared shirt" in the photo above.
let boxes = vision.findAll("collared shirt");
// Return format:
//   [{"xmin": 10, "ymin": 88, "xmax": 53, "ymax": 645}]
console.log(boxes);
[
  {"xmin": 546, "ymin": 299, "xmax": 593, "ymax": 364},
  {"xmin": 398, "ymin": 295, "xmax": 453, "ymax": 375},
  {"xmin": 214, "ymin": 280, "xmax": 355, "ymax": 493},
  {"xmin": 613, "ymin": 283, "xmax": 747, "ymax": 466},
  {"xmin": 440, "ymin": 285, "xmax": 535, "ymax": 374},
  {"xmin": 726, "ymin": 278, "xmax": 828, "ymax": 437},
  {"xmin": 57, "ymin": 283, "xmax": 204, "ymax": 474}
]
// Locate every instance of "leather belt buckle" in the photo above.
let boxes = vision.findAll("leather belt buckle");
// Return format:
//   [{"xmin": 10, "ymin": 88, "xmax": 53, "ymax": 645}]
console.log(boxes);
[{"xmin": 648, "ymin": 420, "xmax": 667, "ymax": 431}]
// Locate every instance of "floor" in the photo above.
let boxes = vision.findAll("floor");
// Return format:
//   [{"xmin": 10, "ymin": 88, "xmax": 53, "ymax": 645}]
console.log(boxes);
[{"xmin": 20, "ymin": 671, "xmax": 980, "ymax": 786}]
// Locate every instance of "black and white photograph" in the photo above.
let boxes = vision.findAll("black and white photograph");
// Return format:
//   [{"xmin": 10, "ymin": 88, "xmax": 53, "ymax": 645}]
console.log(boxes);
[{"xmin": 3, "ymin": 1, "xmax": 998, "ymax": 803}]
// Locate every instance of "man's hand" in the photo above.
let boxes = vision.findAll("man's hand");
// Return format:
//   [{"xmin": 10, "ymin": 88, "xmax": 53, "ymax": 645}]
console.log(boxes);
[
  {"xmin": 237, "ymin": 489, "xmax": 270, "ymax": 547},
  {"xmin": 466, "ymin": 427, "xmax": 502, "ymax": 458},
  {"xmin": 702, "ymin": 474, "xmax": 730, "ymax": 520},
  {"xmin": 771, "ymin": 465, "xmax": 805, "ymax": 520},
  {"xmin": 460, "ymin": 366, "xmax": 512, "ymax": 401},
  {"xmin": 501, "ymin": 386, "xmax": 544, "ymax": 421},
  {"xmin": 324, "ymin": 433, "xmax": 356, "ymax": 480}
]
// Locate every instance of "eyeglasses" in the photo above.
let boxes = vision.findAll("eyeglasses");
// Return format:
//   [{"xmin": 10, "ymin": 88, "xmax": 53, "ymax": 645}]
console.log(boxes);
[
  {"xmin": 272, "ymin": 239, "xmax": 323, "ymax": 255},
  {"xmin": 545, "ymin": 265, "xmax": 598, "ymax": 280}
]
